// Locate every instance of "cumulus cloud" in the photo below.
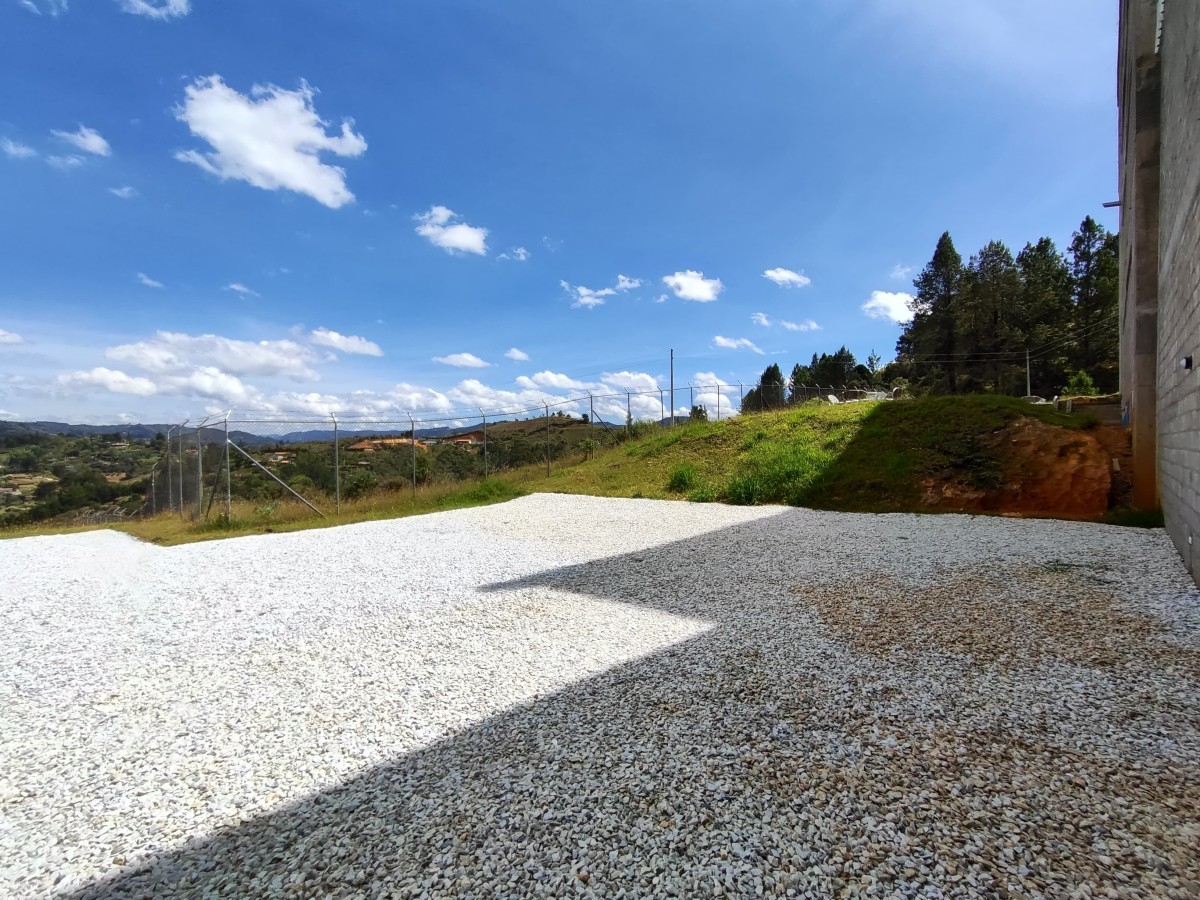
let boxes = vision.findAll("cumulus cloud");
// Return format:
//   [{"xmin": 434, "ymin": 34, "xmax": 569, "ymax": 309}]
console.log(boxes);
[
  {"xmin": 58, "ymin": 367, "xmax": 158, "ymax": 396},
  {"xmin": 662, "ymin": 270, "xmax": 723, "ymax": 302},
  {"xmin": 2, "ymin": 138, "xmax": 37, "ymax": 159},
  {"xmin": 309, "ymin": 327, "xmax": 383, "ymax": 357},
  {"xmin": 862, "ymin": 290, "xmax": 915, "ymax": 324},
  {"xmin": 433, "ymin": 352, "xmax": 489, "ymax": 368},
  {"xmin": 498, "ymin": 247, "xmax": 529, "ymax": 262},
  {"xmin": 780, "ymin": 319, "xmax": 820, "ymax": 332},
  {"xmin": 713, "ymin": 336, "xmax": 763, "ymax": 353},
  {"xmin": 0, "ymin": 329, "xmax": 24, "ymax": 344},
  {"xmin": 562, "ymin": 274, "xmax": 640, "ymax": 309},
  {"xmin": 51, "ymin": 125, "xmax": 111, "ymax": 157},
  {"xmin": 517, "ymin": 371, "xmax": 590, "ymax": 391},
  {"xmin": 762, "ymin": 267, "xmax": 811, "ymax": 288},
  {"xmin": 137, "ymin": 272, "xmax": 163, "ymax": 288},
  {"xmin": 691, "ymin": 371, "xmax": 738, "ymax": 420},
  {"xmin": 174, "ymin": 76, "xmax": 367, "ymax": 209},
  {"xmin": 752, "ymin": 312, "xmax": 820, "ymax": 332},
  {"xmin": 414, "ymin": 206, "xmax": 489, "ymax": 256},
  {"xmin": 224, "ymin": 282, "xmax": 258, "ymax": 297},
  {"xmin": 107, "ymin": 331, "xmax": 320, "ymax": 380},
  {"xmin": 46, "ymin": 155, "xmax": 85, "ymax": 170},
  {"xmin": 118, "ymin": 0, "xmax": 190, "ymax": 18},
  {"xmin": 890, "ymin": 263, "xmax": 914, "ymax": 281},
  {"xmin": 504, "ymin": 347, "xmax": 530, "ymax": 361}
]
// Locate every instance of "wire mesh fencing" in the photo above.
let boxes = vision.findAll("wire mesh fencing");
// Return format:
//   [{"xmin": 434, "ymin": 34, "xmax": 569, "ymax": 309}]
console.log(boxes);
[{"xmin": 144, "ymin": 381, "xmax": 888, "ymax": 522}]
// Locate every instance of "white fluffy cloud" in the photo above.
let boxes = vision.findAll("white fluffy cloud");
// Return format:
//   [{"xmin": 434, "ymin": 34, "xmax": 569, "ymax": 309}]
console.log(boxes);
[
  {"xmin": 504, "ymin": 347, "xmax": 530, "ymax": 361},
  {"xmin": 517, "ymin": 371, "xmax": 590, "ymax": 391},
  {"xmin": 562, "ymin": 274, "xmax": 640, "ymax": 309},
  {"xmin": 691, "ymin": 371, "xmax": 738, "ymax": 420},
  {"xmin": 46, "ymin": 155, "xmax": 85, "ymax": 170},
  {"xmin": 0, "ymin": 329, "xmax": 24, "ymax": 344},
  {"xmin": 2, "ymin": 138, "xmax": 37, "ymax": 159},
  {"xmin": 225, "ymin": 282, "xmax": 258, "ymax": 297},
  {"xmin": 414, "ymin": 206, "xmax": 489, "ymax": 256},
  {"xmin": 752, "ymin": 313, "xmax": 820, "ymax": 332},
  {"xmin": 110, "ymin": 185, "xmax": 137, "ymax": 199},
  {"xmin": 175, "ymin": 76, "xmax": 367, "ymax": 209},
  {"xmin": 762, "ymin": 267, "xmax": 811, "ymax": 288},
  {"xmin": 890, "ymin": 263, "xmax": 914, "ymax": 281},
  {"xmin": 309, "ymin": 327, "xmax": 383, "ymax": 357},
  {"xmin": 51, "ymin": 125, "xmax": 111, "ymax": 157},
  {"xmin": 780, "ymin": 319, "xmax": 820, "ymax": 332},
  {"xmin": 107, "ymin": 331, "xmax": 320, "ymax": 380},
  {"xmin": 58, "ymin": 367, "xmax": 158, "ymax": 396},
  {"xmin": 713, "ymin": 336, "xmax": 763, "ymax": 353},
  {"xmin": 662, "ymin": 270, "xmax": 723, "ymax": 302},
  {"xmin": 862, "ymin": 290, "xmax": 915, "ymax": 324},
  {"xmin": 433, "ymin": 352, "xmax": 489, "ymax": 368},
  {"xmin": 137, "ymin": 272, "xmax": 163, "ymax": 288},
  {"xmin": 498, "ymin": 247, "xmax": 530, "ymax": 262},
  {"xmin": 118, "ymin": 0, "xmax": 190, "ymax": 18}
]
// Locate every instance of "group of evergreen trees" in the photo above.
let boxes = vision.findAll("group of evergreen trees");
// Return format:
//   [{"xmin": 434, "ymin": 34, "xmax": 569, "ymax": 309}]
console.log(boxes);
[{"xmin": 891, "ymin": 217, "xmax": 1119, "ymax": 396}]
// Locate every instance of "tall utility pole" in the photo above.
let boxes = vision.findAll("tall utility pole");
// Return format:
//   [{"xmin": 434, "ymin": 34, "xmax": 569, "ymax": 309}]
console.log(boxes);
[
  {"xmin": 1026, "ymin": 348, "xmax": 1032, "ymax": 397},
  {"xmin": 669, "ymin": 348, "xmax": 675, "ymax": 427}
]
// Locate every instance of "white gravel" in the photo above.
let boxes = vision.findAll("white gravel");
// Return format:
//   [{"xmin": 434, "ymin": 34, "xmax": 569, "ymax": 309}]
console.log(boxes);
[{"xmin": 1, "ymin": 493, "xmax": 1197, "ymax": 898}]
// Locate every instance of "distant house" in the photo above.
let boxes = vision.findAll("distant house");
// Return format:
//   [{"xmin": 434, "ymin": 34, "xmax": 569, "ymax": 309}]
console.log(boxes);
[
  {"xmin": 450, "ymin": 430, "xmax": 485, "ymax": 446},
  {"xmin": 347, "ymin": 437, "xmax": 428, "ymax": 452}
]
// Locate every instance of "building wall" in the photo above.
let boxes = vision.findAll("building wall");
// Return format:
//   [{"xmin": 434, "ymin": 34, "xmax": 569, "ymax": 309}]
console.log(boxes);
[{"xmin": 1156, "ymin": 0, "xmax": 1200, "ymax": 580}]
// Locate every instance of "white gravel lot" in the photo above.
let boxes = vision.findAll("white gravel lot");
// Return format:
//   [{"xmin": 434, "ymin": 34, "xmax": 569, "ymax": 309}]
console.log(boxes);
[{"xmin": 1, "ymin": 493, "xmax": 1198, "ymax": 898}]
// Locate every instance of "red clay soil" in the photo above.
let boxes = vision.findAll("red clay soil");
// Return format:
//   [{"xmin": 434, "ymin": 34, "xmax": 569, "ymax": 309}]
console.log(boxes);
[{"xmin": 920, "ymin": 419, "xmax": 1117, "ymax": 520}]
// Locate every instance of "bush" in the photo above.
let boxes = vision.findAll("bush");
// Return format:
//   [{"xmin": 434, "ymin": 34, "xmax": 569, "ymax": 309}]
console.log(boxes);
[
  {"xmin": 666, "ymin": 463, "xmax": 699, "ymax": 492},
  {"xmin": 724, "ymin": 474, "xmax": 763, "ymax": 505},
  {"xmin": 342, "ymin": 471, "xmax": 378, "ymax": 500},
  {"xmin": 1065, "ymin": 370, "xmax": 1097, "ymax": 397},
  {"xmin": 687, "ymin": 484, "xmax": 716, "ymax": 503}
]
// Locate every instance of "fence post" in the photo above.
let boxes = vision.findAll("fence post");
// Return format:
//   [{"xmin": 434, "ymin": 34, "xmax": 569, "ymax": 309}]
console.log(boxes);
[
  {"xmin": 659, "ymin": 389, "xmax": 664, "ymax": 424},
  {"xmin": 331, "ymin": 414, "xmax": 340, "ymax": 515},
  {"xmin": 716, "ymin": 384, "xmax": 720, "ymax": 420},
  {"xmin": 544, "ymin": 401, "xmax": 551, "ymax": 475},
  {"xmin": 178, "ymin": 419, "xmax": 188, "ymax": 517},
  {"xmin": 689, "ymin": 384, "xmax": 694, "ymax": 414},
  {"xmin": 588, "ymin": 392, "xmax": 594, "ymax": 459},
  {"xmin": 196, "ymin": 419, "xmax": 207, "ymax": 520},
  {"xmin": 408, "ymin": 414, "xmax": 417, "ymax": 496},
  {"xmin": 625, "ymin": 391, "xmax": 631, "ymax": 437},
  {"xmin": 738, "ymin": 383, "xmax": 743, "ymax": 413},
  {"xmin": 167, "ymin": 425, "xmax": 176, "ymax": 513},
  {"xmin": 479, "ymin": 408, "xmax": 488, "ymax": 478},
  {"xmin": 224, "ymin": 414, "xmax": 232, "ymax": 521}
]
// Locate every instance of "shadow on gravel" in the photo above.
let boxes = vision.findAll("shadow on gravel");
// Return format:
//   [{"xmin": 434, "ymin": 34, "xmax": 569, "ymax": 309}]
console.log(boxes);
[{"xmin": 68, "ymin": 510, "xmax": 1197, "ymax": 898}]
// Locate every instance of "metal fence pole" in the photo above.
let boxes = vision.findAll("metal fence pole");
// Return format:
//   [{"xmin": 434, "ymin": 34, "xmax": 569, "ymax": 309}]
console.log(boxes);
[
  {"xmin": 625, "ymin": 391, "xmax": 631, "ymax": 437},
  {"xmin": 178, "ymin": 419, "xmax": 188, "ymax": 517},
  {"xmin": 544, "ymin": 401, "xmax": 551, "ymax": 475},
  {"xmin": 332, "ymin": 414, "xmax": 340, "ymax": 515},
  {"xmin": 408, "ymin": 413, "xmax": 417, "ymax": 496},
  {"xmin": 224, "ymin": 414, "xmax": 232, "ymax": 521},
  {"xmin": 689, "ymin": 384, "xmax": 694, "ymax": 415},
  {"xmin": 480, "ymin": 408, "xmax": 488, "ymax": 478},
  {"xmin": 738, "ymin": 383, "xmax": 743, "ymax": 413},
  {"xmin": 716, "ymin": 384, "xmax": 721, "ymax": 420},
  {"xmin": 588, "ymin": 392, "xmax": 594, "ymax": 458},
  {"xmin": 659, "ymin": 389, "xmax": 664, "ymax": 424},
  {"xmin": 167, "ymin": 425, "xmax": 176, "ymax": 513},
  {"xmin": 195, "ymin": 419, "xmax": 206, "ymax": 520}
]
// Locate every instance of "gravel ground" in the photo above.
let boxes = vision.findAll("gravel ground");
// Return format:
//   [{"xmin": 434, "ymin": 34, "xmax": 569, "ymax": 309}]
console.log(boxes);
[{"xmin": 1, "ymin": 493, "xmax": 1197, "ymax": 899}]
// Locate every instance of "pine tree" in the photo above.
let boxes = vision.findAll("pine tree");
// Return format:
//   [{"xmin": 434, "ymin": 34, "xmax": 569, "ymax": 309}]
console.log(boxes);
[
  {"xmin": 1068, "ymin": 217, "xmax": 1119, "ymax": 387},
  {"xmin": 898, "ymin": 231, "xmax": 964, "ymax": 392},
  {"xmin": 1016, "ymin": 238, "xmax": 1073, "ymax": 394}
]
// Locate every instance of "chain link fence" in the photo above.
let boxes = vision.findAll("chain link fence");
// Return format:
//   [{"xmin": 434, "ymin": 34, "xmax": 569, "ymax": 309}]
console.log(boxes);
[{"xmin": 140, "ymin": 381, "xmax": 890, "ymax": 522}]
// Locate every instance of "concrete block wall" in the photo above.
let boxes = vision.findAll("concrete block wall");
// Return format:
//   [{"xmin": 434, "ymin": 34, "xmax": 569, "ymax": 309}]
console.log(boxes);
[{"xmin": 1156, "ymin": 0, "xmax": 1200, "ymax": 580}]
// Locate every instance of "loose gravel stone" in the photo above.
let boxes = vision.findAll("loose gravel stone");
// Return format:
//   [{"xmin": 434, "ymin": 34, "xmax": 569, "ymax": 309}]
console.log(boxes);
[{"xmin": 0, "ymin": 494, "xmax": 1197, "ymax": 898}]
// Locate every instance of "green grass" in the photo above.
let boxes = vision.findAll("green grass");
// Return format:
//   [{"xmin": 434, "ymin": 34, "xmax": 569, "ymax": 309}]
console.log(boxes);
[{"xmin": 1, "ymin": 395, "xmax": 1111, "ymax": 545}]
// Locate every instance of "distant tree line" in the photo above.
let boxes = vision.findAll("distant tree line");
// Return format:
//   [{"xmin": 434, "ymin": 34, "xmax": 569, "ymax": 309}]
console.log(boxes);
[{"xmin": 891, "ymin": 216, "xmax": 1118, "ymax": 396}]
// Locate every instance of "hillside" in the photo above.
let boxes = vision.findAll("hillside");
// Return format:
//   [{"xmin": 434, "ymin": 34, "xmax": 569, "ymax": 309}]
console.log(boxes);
[{"xmin": 518, "ymin": 396, "xmax": 1128, "ymax": 521}]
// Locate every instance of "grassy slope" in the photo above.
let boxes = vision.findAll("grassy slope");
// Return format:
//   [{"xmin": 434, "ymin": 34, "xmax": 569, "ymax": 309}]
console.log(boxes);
[
  {"xmin": 2, "ymin": 397, "xmax": 1100, "ymax": 545},
  {"xmin": 518, "ymin": 396, "xmax": 1092, "ymax": 510}
]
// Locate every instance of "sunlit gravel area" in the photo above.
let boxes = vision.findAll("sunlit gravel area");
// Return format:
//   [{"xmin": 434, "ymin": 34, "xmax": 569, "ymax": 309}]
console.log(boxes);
[{"xmin": 1, "ymin": 493, "xmax": 1198, "ymax": 898}]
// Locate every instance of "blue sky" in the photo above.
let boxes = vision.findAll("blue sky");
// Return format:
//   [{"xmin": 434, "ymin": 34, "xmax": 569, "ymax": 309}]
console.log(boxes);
[{"xmin": 0, "ymin": 0, "xmax": 1118, "ymax": 425}]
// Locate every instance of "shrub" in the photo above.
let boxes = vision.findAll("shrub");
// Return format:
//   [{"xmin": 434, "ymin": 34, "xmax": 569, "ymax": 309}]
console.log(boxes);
[
  {"xmin": 724, "ymin": 474, "xmax": 763, "ymax": 505},
  {"xmin": 666, "ymin": 463, "xmax": 699, "ymax": 492},
  {"xmin": 1065, "ymin": 370, "xmax": 1098, "ymax": 397},
  {"xmin": 687, "ymin": 484, "xmax": 716, "ymax": 503}
]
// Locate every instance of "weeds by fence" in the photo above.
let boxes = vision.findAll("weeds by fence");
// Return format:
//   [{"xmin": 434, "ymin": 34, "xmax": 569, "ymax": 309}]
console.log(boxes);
[{"xmin": 140, "ymin": 381, "xmax": 892, "ymax": 522}]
